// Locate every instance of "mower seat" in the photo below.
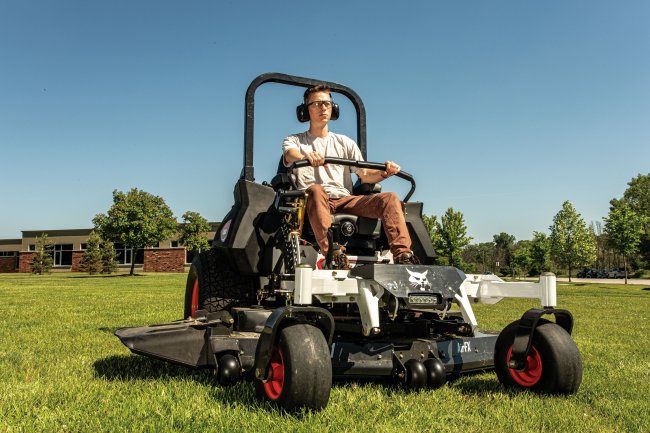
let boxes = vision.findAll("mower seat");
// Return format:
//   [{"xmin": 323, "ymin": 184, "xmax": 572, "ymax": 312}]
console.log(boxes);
[{"xmin": 272, "ymin": 157, "xmax": 387, "ymax": 252}]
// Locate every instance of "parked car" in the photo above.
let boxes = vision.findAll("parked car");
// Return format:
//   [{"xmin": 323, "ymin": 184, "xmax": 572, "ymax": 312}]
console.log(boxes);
[
  {"xmin": 576, "ymin": 268, "xmax": 603, "ymax": 278},
  {"xmin": 608, "ymin": 268, "xmax": 627, "ymax": 278}
]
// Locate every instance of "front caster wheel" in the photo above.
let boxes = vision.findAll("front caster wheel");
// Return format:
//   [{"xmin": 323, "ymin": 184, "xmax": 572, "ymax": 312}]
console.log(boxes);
[
  {"xmin": 404, "ymin": 359, "xmax": 427, "ymax": 389},
  {"xmin": 495, "ymin": 319, "xmax": 582, "ymax": 394},
  {"xmin": 254, "ymin": 324, "xmax": 332, "ymax": 412},
  {"xmin": 424, "ymin": 358, "xmax": 446, "ymax": 389},
  {"xmin": 217, "ymin": 354, "xmax": 241, "ymax": 385}
]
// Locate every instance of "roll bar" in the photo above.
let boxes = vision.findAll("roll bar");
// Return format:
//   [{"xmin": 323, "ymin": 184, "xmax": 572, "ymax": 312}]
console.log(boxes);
[{"xmin": 242, "ymin": 72, "xmax": 367, "ymax": 182}]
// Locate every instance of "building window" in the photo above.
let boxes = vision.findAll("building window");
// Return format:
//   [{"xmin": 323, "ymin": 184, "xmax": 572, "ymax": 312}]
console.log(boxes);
[
  {"xmin": 28, "ymin": 244, "xmax": 36, "ymax": 252},
  {"xmin": 0, "ymin": 251, "xmax": 19, "ymax": 270},
  {"xmin": 114, "ymin": 244, "xmax": 131, "ymax": 265},
  {"xmin": 80, "ymin": 243, "xmax": 87, "ymax": 250},
  {"xmin": 171, "ymin": 241, "xmax": 179, "ymax": 248},
  {"xmin": 114, "ymin": 244, "xmax": 144, "ymax": 265},
  {"xmin": 54, "ymin": 244, "xmax": 73, "ymax": 266}
]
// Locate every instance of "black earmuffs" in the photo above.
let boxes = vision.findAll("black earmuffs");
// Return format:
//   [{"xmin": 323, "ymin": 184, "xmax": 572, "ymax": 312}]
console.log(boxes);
[{"xmin": 296, "ymin": 101, "xmax": 340, "ymax": 123}]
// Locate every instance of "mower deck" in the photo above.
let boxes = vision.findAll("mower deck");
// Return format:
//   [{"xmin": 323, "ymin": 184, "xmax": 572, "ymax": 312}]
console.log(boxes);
[{"xmin": 115, "ymin": 312, "xmax": 497, "ymax": 378}]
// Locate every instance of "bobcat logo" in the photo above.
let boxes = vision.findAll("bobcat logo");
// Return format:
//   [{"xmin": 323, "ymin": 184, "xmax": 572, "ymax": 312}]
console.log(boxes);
[{"xmin": 407, "ymin": 269, "xmax": 430, "ymax": 291}]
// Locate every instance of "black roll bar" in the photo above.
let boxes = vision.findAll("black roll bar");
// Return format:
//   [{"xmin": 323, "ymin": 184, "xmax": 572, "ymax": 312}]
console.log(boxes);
[{"xmin": 242, "ymin": 72, "xmax": 367, "ymax": 182}]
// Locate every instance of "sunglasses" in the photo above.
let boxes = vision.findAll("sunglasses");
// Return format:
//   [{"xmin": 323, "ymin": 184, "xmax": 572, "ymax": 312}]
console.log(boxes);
[{"xmin": 307, "ymin": 100, "xmax": 333, "ymax": 109}]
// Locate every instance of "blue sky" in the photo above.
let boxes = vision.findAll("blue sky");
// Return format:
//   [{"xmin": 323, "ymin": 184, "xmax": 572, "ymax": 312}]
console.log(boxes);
[{"xmin": 1, "ymin": 0, "xmax": 649, "ymax": 243}]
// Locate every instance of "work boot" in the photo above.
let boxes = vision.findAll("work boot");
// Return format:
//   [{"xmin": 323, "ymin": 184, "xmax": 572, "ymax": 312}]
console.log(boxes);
[
  {"xmin": 394, "ymin": 251, "xmax": 420, "ymax": 265},
  {"xmin": 328, "ymin": 243, "xmax": 351, "ymax": 270},
  {"xmin": 331, "ymin": 249, "xmax": 352, "ymax": 270}
]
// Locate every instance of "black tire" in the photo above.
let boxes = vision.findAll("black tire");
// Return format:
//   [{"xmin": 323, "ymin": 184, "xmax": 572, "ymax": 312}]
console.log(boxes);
[
  {"xmin": 495, "ymin": 319, "xmax": 582, "ymax": 394},
  {"xmin": 183, "ymin": 249, "xmax": 255, "ymax": 318},
  {"xmin": 254, "ymin": 324, "xmax": 332, "ymax": 412}
]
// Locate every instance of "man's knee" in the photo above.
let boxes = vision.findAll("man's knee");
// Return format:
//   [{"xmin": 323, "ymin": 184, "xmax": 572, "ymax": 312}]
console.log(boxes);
[
  {"xmin": 307, "ymin": 184, "xmax": 327, "ymax": 197},
  {"xmin": 379, "ymin": 191, "xmax": 401, "ymax": 208},
  {"xmin": 306, "ymin": 184, "xmax": 329, "ymax": 211}
]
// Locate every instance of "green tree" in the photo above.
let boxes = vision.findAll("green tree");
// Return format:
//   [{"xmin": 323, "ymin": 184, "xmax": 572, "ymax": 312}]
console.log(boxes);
[
  {"xmin": 477, "ymin": 242, "xmax": 496, "ymax": 273},
  {"xmin": 437, "ymin": 208, "xmax": 472, "ymax": 268},
  {"xmin": 622, "ymin": 173, "xmax": 650, "ymax": 216},
  {"xmin": 80, "ymin": 231, "xmax": 103, "ymax": 275},
  {"xmin": 31, "ymin": 233, "xmax": 54, "ymax": 275},
  {"xmin": 529, "ymin": 231, "xmax": 551, "ymax": 275},
  {"xmin": 511, "ymin": 240, "xmax": 532, "ymax": 278},
  {"xmin": 591, "ymin": 221, "xmax": 615, "ymax": 271},
  {"xmin": 422, "ymin": 214, "xmax": 443, "ymax": 261},
  {"xmin": 462, "ymin": 242, "xmax": 497, "ymax": 274},
  {"xmin": 549, "ymin": 201, "xmax": 596, "ymax": 282},
  {"xmin": 604, "ymin": 200, "xmax": 647, "ymax": 283},
  {"xmin": 493, "ymin": 232, "xmax": 516, "ymax": 276},
  {"xmin": 178, "ymin": 211, "xmax": 211, "ymax": 257},
  {"xmin": 93, "ymin": 188, "xmax": 177, "ymax": 275},
  {"xmin": 620, "ymin": 173, "xmax": 650, "ymax": 267},
  {"xmin": 100, "ymin": 240, "xmax": 118, "ymax": 274}
]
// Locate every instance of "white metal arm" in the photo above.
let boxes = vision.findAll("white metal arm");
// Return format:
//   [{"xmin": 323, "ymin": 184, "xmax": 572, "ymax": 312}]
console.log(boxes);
[{"xmin": 462, "ymin": 273, "xmax": 557, "ymax": 307}]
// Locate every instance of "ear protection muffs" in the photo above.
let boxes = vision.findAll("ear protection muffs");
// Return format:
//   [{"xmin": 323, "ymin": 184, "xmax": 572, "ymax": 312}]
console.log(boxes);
[{"xmin": 296, "ymin": 101, "xmax": 340, "ymax": 123}]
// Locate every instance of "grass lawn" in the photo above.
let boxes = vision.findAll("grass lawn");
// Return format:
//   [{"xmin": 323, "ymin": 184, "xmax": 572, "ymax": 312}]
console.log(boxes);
[{"xmin": 1, "ymin": 273, "xmax": 649, "ymax": 432}]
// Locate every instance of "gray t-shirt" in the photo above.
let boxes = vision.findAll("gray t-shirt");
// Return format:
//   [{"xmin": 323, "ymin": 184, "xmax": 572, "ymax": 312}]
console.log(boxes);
[{"xmin": 282, "ymin": 131, "xmax": 364, "ymax": 199}]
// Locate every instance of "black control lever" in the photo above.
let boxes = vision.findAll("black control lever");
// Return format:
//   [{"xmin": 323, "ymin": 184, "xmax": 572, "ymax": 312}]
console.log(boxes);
[{"xmin": 290, "ymin": 157, "xmax": 416, "ymax": 202}]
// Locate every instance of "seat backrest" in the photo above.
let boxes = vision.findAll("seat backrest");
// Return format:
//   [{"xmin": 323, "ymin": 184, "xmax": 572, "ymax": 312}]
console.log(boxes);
[
  {"xmin": 270, "ymin": 157, "xmax": 295, "ymax": 191},
  {"xmin": 276, "ymin": 156, "xmax": 289, "ymax": 175}
]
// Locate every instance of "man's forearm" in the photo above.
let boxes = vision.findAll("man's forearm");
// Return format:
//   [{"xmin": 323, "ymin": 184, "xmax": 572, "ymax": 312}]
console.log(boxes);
[
  {"xmin": 358, "ymin": 169, "xmax": 389, "ymax": 184},
  {"xmin": 284, "ymin": 148, "xmax": 304, "ymax": 164}
]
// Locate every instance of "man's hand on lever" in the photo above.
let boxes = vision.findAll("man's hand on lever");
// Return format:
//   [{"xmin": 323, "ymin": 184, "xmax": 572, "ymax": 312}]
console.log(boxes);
[{"xmin": 382, "ymin": 160, "xmax": 401, "ymax": 178}]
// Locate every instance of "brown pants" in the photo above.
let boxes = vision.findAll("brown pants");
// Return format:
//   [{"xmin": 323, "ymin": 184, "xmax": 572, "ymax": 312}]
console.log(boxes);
[{"xmin": 305, "ymin": 184, "xmax": 412, "ymax": 256}]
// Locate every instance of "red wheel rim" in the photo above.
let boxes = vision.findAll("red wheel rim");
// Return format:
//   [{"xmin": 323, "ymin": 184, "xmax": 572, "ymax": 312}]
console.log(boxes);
[
  {"xmin": 507, "ymin": 345, "xmax": 543, "ymax": 387},
  {"xmin": 263, "ymin": 347, "xmax": 284, "ymax": 400},
  {"xmin": 190, "ymin": 277, "xmax": 199, "ymax": 317}
]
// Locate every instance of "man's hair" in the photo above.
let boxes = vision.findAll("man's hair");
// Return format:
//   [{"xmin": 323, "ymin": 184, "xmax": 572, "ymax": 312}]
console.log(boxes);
[{"xmin": 303, "ymin": 85, "xmax": 332, "ymax": 103}]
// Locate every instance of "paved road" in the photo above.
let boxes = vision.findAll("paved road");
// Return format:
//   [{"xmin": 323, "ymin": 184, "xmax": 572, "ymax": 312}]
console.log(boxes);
[{"xmin": 555, "ymin": 277, "xmax": 650, "ymax": 285}]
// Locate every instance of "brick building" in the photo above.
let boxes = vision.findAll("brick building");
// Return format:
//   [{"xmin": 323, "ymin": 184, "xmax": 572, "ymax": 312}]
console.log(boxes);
[{"xmin": 0, "ymin": 224, "xmax": 218, "ymax": 273}]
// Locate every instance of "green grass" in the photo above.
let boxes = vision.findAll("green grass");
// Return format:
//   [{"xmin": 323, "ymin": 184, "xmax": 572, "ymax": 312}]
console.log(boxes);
[{"xmin": 1, "ymin": 274, "xmax": 649, "ymax": 433}]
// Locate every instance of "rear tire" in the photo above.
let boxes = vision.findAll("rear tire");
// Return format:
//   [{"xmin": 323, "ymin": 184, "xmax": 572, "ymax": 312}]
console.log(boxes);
[
  {"xmin": 183, "ymin": 249, "xmax": 255, "ymax": 318},
  {"xmin": 254, "ymin": 324, "xmax": 332, "ymax": 412},
  {"xmin": 495, "ymin": 319, "xmax": 582, "ymax": 394}
]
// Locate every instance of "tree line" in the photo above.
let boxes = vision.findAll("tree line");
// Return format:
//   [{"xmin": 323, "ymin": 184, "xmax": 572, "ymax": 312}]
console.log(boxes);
[
  {"xmin": 431, "ymin": 173, "xmax": 649, "ymax": 283},
  {"xmin": 31, "ymin": 173, "xmax": 648, "ymax": 281}
]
